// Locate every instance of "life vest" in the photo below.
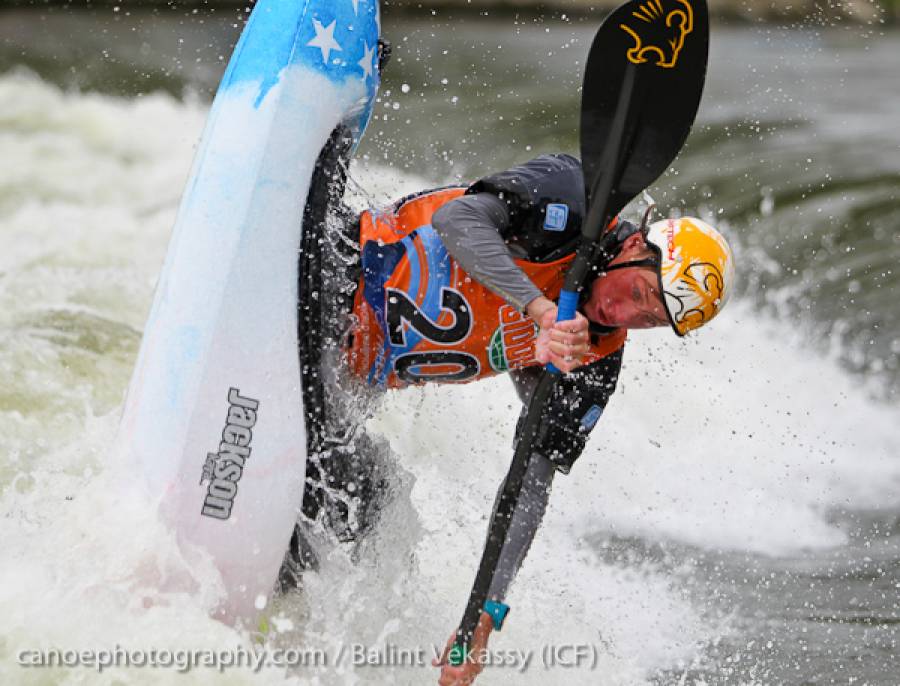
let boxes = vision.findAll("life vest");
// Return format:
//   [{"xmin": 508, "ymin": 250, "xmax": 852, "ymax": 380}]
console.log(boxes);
[
  {"xmin": 468, "ymin": 152, "xmax": 588, "ymax": 261},
  {"xmin": 346, "ymin": 187, "xmax": 627, "ymax": 388}
]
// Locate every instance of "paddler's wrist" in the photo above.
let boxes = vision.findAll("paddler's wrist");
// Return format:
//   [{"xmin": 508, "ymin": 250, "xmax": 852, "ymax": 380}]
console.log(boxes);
[
  {"xmin": 478, "ymin": 610, "xmax": 496, "ymax": 634},
  {"xmin": 470, "ymin": 611, "xmax": 495, "ymax": 661},
  {"xmin": 525, "ymin": 295, "xmax": 555, "ymax": 324}
]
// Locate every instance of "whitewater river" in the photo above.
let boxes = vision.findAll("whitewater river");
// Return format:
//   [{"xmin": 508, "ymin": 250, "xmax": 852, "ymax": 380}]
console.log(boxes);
[{"xmin": 1, "ymin": 5, "xmax": 898, "ymax": 685}]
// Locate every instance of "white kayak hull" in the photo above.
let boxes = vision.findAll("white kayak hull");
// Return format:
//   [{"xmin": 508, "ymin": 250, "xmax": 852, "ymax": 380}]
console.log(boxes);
[{"xmin": 114, "ymin": 0, "xmax": 381, "ymax": 624}]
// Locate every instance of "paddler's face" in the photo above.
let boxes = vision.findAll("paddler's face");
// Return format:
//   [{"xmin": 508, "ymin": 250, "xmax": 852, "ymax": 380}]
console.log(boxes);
[{"xmin": 582, "ymin": 234, "xmax": 669, "ymax": 330}]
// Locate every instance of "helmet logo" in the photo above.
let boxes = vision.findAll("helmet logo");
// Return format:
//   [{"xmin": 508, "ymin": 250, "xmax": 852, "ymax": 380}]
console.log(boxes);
[
  {"xmin": 620, "ymin": 0, "xmax": 694, "ymax": 69},
  {"xmin": 666, "ymin": 261, "xmax": 725, "ymax": 329},
  {"xmin": 665, "ymin": 219, "xmax": 677, "ymax": 260}
]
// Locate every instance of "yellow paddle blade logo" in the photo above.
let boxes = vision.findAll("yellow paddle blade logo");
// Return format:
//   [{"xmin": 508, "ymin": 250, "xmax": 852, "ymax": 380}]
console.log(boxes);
[{"xmin": 620, "ymin": 0, "xmax": 694, "ymax": 69}]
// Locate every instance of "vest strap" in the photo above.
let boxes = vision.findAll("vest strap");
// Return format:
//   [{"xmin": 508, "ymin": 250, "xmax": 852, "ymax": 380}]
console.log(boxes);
[{"xmin": 600, "ymin": 257, "xmax": 659, "ymax": 273}]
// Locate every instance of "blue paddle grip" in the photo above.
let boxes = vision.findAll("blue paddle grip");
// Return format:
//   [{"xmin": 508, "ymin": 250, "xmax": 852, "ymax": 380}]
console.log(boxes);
[
  {"xmin": 557, "ymin": 289, "xmax": 580, "ymax": 322},
  {"xmin": 546, "ymin": 289, "xmax": 580, "ymax": 375}
]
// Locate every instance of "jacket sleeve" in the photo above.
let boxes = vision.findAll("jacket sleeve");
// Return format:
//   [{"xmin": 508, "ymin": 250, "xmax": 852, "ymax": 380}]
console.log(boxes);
[
  {"xmin": 485, "ymin": 452, "xmax": 556, "ymax": 603},
  {"xmin": 432, "ymin": 192, "xmax": 544, "ymax": 312}
]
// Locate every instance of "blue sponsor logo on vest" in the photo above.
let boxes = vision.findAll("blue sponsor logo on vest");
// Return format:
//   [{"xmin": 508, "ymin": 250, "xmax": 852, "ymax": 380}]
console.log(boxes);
[
  {"xmin": 580, "ymin": 404, "xmax": 603, "ymax": 430},
  {"xmin": 543, "ymin": 203, "xmax": 569, "ymax": 231}
]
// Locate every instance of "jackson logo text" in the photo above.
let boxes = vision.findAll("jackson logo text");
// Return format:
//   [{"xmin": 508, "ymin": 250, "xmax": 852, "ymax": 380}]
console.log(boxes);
[{"xmin": 200, "ymin": 388, "xmax": 259, "ymax": 520}]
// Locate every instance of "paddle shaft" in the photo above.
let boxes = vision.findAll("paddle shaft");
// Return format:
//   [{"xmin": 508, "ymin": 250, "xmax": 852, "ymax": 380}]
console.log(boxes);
[
  {"xmin": 451, "ymin": 63, "xmax": 641, "ymax": 661},
  {"xmin": 447, "ymin": 0, "xmax": 710, "ymax": 660}
]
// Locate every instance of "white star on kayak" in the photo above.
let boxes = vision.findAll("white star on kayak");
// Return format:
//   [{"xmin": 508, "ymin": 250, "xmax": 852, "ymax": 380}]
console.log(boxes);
[
  {"xmin": 358, "ymin": 41, "xmax": 376, "ymax": 80},
  {"xmin": 307, "ymin": 19, "xmax": 342, "ymax": 64}
]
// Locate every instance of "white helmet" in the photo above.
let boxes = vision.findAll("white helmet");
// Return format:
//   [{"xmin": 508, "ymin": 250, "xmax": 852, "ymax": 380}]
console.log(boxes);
[{"xmin": 644, "ymin": 217, "xmax": 735, "ymax": 336}]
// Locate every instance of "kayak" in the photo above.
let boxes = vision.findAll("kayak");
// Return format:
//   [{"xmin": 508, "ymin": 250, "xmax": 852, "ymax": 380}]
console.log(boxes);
[{"xmin": 113, "ymin": 0, "xmax": 382, "ymax": 625}]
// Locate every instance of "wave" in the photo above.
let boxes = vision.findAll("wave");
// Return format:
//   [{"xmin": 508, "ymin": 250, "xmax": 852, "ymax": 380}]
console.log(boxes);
[{"xmin": 2, "ymin": 69, "xmax": 898, "ymax": 685}]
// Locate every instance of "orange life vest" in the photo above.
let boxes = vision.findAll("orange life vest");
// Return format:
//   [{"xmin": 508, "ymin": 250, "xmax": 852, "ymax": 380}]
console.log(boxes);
[{"xmin": 347, "ymin": 187, "xmax": 627, "ymax": 388}]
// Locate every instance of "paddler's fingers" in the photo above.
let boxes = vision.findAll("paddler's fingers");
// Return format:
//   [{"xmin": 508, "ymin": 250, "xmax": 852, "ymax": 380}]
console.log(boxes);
[
  {"xmin": 551, "ymin": 310, "xmax": 589, "ymax": 335},
  {"xmin": 432, "ymin": 634, "xmax": 456, "ymax": 667},
  {"xmin": 438, "ymin": 664, "xmax": 473, "ymax": 686},
  {"xmin": 435, "ymin": 614, "xmax": 493, "ymax": 685},
  {"xmin": 547, "ymin": 328, "xmax": 589, "ymax": 349},
  {"xmin": 548, "ymin": 339, "xmax": 589, "ymax": 358},
  {"xmin": 547, "ymin": 344, "xmax": 588, "ymax": 373},
  {"xmin": 548, "ymin": 354, "xmax": 581, "ymax": 374},
  {"xmin": 532, "ymin": 321, "xmax": 553, "ymax": 365}
]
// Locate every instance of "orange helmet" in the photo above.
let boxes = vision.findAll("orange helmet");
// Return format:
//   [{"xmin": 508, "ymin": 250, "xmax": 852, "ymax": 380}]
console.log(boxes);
[{"xmin": 644, "ymin": 217, "xmax": 735, "ymax": 336}]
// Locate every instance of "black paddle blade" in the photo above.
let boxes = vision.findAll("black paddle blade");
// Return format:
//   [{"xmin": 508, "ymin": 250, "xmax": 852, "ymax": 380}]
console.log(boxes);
[{"xmin": 580, "ymin": 0, "xmax": 709, "ymax": 225}]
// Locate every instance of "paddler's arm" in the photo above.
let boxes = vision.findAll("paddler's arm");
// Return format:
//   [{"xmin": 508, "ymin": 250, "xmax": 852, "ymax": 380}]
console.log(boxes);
[
  {"xmin": 483, "ymin": 450, "xmax": 556, "ymax": 599},
  {"xmin": 432, "ymin": 194, "xmax": 591, "ymax": 373},
  {"xmin": 432, "ymin": 193, "xmax": 544, "ymax": 312},
  {"xmin": 435, "ymin": 354, "xmax": 622, "ymax": 685},
  {"xmin": 434, "ymin": 454, "xmax": 555, "ymax": 686},
  {"xmin": 481, "ymin": 351, "xmax": 626, "ymax": 619}
]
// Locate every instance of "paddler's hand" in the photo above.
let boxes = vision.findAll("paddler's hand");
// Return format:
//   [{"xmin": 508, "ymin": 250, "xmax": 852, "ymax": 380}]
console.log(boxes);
[
  {"xmin": 432, "ymin": 612, "xmax": 494, "ymax": 686},
  {"xmin": 526, "ymin": 295, "xmax": 591, "ymax": 373}
]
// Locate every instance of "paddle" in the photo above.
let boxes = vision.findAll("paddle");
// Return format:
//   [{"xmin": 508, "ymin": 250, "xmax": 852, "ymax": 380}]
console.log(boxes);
[{"xmin": 447, "ymin": 0, "xmax": 709, "ymax": 667}]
